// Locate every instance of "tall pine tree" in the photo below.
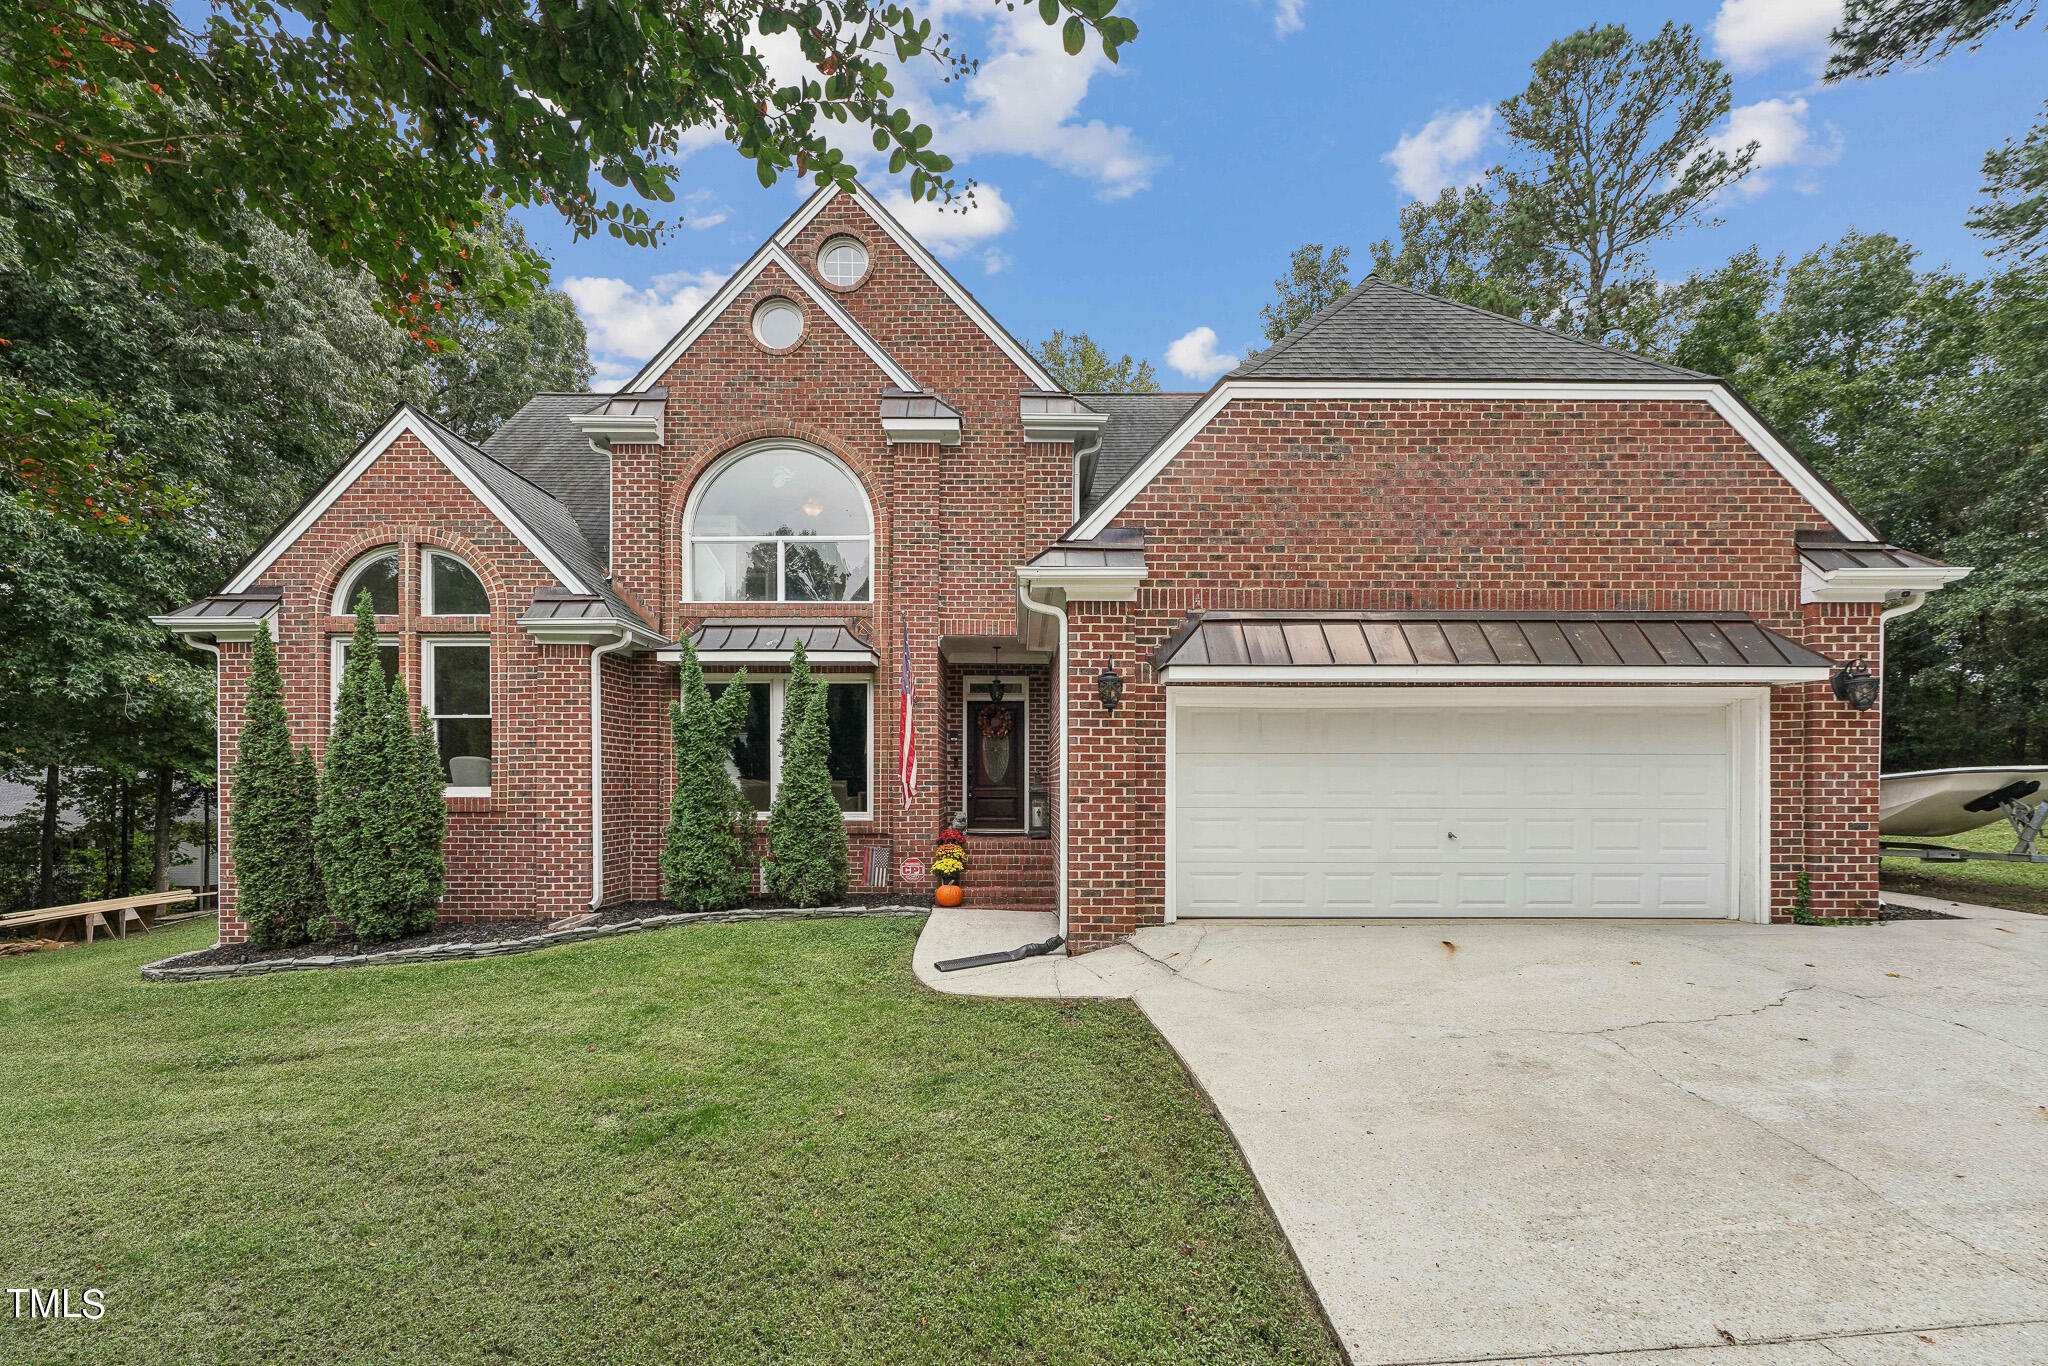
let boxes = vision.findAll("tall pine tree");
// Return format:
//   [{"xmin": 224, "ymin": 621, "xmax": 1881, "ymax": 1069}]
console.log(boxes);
[
  {"xmin": 229, "ymin": 619, "xmax": 322, "ymax": 947},
  {"xmin": 662, "ymin": 642, "xmax": 755, "ymax": 910},
  {"xmin": 765, "ymin": 640, "xmax": 850, "ymax": 906}
]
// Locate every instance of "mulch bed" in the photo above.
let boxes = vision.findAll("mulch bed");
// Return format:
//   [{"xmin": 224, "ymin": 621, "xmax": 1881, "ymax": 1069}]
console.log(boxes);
[{"xmin": 169, "ymin": 892, "xmax": 923, "ymax": 970}]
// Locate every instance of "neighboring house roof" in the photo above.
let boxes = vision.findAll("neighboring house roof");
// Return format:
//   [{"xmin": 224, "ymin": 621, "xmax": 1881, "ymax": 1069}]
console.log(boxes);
[
  {"xmin": 1152, "ymin": 609, "xmax": 1833, "ymax": 678},
  {"xmin": 1231, "ymin": 275, "xmax": 1707, "ymax": 383},
  {"xmin": 483, "ymin": 393, "xmax": 612, "ymax": 558},
  {"xmin": 1074, "ymin": 392, "xmax": 1203, "ymax": 516}
]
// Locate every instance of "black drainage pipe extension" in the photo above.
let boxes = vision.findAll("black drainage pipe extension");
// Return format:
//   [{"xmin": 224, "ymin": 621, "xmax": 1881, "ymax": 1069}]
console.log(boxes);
[{"xmin": 935, "ymin": 935, "xmax": 1065, "ymax": 973}]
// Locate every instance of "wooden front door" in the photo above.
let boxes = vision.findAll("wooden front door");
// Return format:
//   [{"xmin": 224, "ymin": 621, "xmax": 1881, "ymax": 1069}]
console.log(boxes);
[{"xmin": 966, "ymin": 697, "xmax": 1026, "ymax": 829}]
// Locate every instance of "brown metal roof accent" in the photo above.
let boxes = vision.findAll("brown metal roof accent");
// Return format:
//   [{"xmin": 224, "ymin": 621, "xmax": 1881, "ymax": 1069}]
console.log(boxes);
[
  {"xmin": 685, "ymin": 618, "xmax": 875, "ymax": 656},
  {"xmin": 1151, "ymin": 610, "xmax": 1835, "ymax": 672},
  {"xmin": 160, "ymin": 587, "xmax": 282, "ymax": 620},
  {"xmin": 1794, "ymin": 528, "xmax": 1950, "ymax": 571},
  {"xmin": 1025, "ymin": 528, "xmax": 1147, "ymax": 571}
]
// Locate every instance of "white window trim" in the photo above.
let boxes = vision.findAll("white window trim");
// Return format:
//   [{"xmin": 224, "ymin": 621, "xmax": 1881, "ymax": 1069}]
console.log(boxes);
[
  {"xmin": 423, "ymin": 636, "xmax": 493, "ymax": 797},
  {"xmin": 817, "ymin": 235, "xmax": 870, "ymax": 288},
  {"xmin": 420, "ymin": 549, "xmax": 492, "ymax": 617},
  {"xmin": 329, "ymin": 634, "xmax": 400, "ymax": 718},
  {"xmin": 682, "ymin": 440, "xmax": 876, "ymax": 605},
  {"xmin": 706, "ymin": 674, "xmax": 875, "ymax": 822},
  {"xmin": 1161, "ymin": 685, "xmax": 1771, "ymax": 927},
  {"xmin": 332, "ymin": 547, "xmax": 401, "ymax": 616},
  {"xmin": 961, "ymin": 676, "xmax": 1031, "ymax": 831}
]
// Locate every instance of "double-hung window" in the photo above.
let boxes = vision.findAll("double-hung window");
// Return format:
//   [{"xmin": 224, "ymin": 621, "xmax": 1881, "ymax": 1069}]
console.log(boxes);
[
  {"xmin": 424, "ymin": 638, "xmax": 492, "ymax": 795},
  {"xmin": 330, "ymin": 636, "xmax": 400, "ymax": 717},
  {"xmin": 710, "ymin": 677, "xmax": 871, "ymax": 818}
]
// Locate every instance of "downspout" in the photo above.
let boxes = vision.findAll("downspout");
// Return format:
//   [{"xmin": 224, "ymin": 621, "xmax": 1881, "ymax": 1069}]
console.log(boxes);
[
  {"xmin": 191, "ymin": 638, "xmax": 223, "ymax": 919},
  {"xmin": 1016, "ymin": 582, "xmax": 1068, "ymax": 942},
  {"xmin": 588, "ymin": 629, "xmax": 633, "ymax": 907},
  {"xmin": 1877, "ymin": 590, "xmax": 1929, "ymax": 706}
]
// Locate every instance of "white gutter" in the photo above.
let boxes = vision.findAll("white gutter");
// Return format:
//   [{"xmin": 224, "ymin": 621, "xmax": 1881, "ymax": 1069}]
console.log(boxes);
[
  {"xmin": 1016, "ymin": 584, "xmax": 1069, "ymax": 945},
  {"xmin": 1876, "ymin": 590, "xmax": 1931, "ymax": 712},
  {"xmin": 588, "ymin": 630, "xmax": 633, "ymax": 907}
]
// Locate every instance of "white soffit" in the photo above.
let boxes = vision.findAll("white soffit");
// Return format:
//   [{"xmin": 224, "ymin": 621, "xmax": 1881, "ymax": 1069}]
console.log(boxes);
[
  {"xmin": 1068, "ymin": 381, "xmax": 1880, "ymax": 542},
  {"xmin": 224, "ymin": 408, "xmax": 593, "ymax": 597}
]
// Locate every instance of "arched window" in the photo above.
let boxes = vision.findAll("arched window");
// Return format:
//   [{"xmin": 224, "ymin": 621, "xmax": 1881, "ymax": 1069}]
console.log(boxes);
[
  {"xmin": 687, "ymin": 446, "xmax": 872, "ymax": 602},
  {"xmin": 333, "ymin": 548, "xmax": 400, "ymax": 615},
  {"xmin": 422, "ymin": 550, "xmax": 490, "ymax": 615}
]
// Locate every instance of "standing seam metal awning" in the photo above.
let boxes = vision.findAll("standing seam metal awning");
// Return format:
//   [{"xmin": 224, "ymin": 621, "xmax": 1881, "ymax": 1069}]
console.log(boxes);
[
  {"xmin": 1152, "ymin": 610, "xmax": 1834, "ymax": 681},
  {"xmin": 654, "ymin": 618, "xmax": 877, "ymax": 665}
]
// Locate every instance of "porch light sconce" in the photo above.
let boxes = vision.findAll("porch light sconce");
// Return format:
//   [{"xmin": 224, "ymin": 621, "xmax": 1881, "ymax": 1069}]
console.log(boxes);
[
  {"xmin": 1831, "ymin": 658, "xmax": 1881, "ymax": 712},
  {"xmin": 1095, "ymin": 660, "xmax": 1125, "ymax": 714}
]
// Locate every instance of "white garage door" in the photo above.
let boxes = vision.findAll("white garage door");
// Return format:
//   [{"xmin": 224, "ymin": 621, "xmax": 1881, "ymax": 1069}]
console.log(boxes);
[{"xmin": 1172, "ymin": 701, "xmax": 1734, "ymax": 918}]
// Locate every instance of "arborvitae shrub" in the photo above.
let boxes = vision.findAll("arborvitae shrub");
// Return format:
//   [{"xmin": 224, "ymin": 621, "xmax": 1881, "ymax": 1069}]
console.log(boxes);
[
  {"xmin": 662, "ymin": 641, "xmax": 755, "ymax": 910},
  {"xmin": 765, "ymin": 639, "xmax": 849, "ymax": 906}
]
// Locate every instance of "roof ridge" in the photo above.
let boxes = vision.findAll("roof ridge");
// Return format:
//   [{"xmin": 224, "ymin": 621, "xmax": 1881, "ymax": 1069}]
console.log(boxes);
[
  {"xmin": 1354, "ymin": 273, "xmax": 1708, "ymax": 378},
  {"xmin": 406, "ymin": 404, "xmax": 573, "ymax": 510},
  {"xmin": 1237, "ymin": 279, "xmax": 1376, "ymax": 374}
]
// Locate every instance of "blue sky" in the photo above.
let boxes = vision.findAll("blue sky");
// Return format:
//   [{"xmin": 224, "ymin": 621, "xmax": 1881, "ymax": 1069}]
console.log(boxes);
[{"xmin": 511, "ymin": 0, "xmax": 2048, "ymax": 392}]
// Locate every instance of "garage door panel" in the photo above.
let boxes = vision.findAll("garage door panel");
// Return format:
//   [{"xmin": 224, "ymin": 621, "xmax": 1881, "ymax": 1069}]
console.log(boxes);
[{"xmin": 1173, "ymin": 703, "xmax": 1736, "ymax": 919}]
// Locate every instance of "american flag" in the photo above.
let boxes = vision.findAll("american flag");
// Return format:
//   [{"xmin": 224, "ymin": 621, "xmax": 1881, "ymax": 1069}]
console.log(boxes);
[{"xmin": 898, "ymin": 621, "xmax": 917, "ymax": 806}]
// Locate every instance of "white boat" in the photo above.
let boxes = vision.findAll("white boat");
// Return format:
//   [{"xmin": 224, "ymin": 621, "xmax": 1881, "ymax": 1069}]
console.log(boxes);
[{"xmin": 1879, "ymin": 766, "xmax": 2048, "ymax": 838}]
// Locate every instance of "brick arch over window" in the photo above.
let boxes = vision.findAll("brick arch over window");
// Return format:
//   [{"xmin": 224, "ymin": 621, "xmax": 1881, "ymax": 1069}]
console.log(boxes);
[
  {"xmin": 666, "ymin": 428, "xmax": 881, "ymax": 611},
  {"xmin": 314, "ymin": 524, "xmax": 518, "ymax": 625},
  {"xmin": 412, "ymin": 527, "xmax": 516, "ymax": 624}
]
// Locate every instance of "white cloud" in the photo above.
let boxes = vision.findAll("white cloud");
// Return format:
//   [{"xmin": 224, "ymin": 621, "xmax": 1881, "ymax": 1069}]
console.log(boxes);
[
  {"xmin": 1712, "ymin": 0, "xmax": 1842, "ymax": 76},
  {"xmin": 877, "ymin": 184, "xmax": 1016, "ymax": 255},
  {"xmin": 980, "ymin": 249, "xmax": 1013, "ymax": 276},
  {"xmin": 681, "ymin": 188, "xmax": 729, "ymax": 231},
  {"xmin": 1708, "ymin": 96, "xmax": 1844, "ymax": 196},
  {"xmin": 1270, "ymin": 0, "xmax": 1306, "ymax": 37},
  {"xmin": 561, "ymin": 267, "xmax": 728, "ymax": 385},
  {"xmin": 1381, "ymin": 105, "xmax": 1495, "ymax": 201},
  {"xmin": 1165, "ymin": 327, "xmax": 1238, "ymax": 382}
]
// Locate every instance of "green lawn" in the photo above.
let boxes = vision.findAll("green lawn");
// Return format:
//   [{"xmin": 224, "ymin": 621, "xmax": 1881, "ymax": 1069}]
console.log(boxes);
[
  {"xmin": 1882, "ymin": 820, "xmax": 2048, "ymax": 914},
  {"xmin": 0, "ymin": 917, "xmax": 1337, "ymax": 1366}
]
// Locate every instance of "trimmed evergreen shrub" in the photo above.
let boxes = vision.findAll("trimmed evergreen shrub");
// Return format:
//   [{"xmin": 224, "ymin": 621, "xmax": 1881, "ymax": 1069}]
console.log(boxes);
[
  {"xmin": 230, "ymin": 619, "xmax": 323, "ymax": 947},
  {"xmin": 383, "ymin": 673, "xmax": 446, "ymax": 936},
  {"xmin": 662, "ymin": 641, "xmax": 755, "ymax": 910},
  {"xmin": 765, "ymin": 639, "xmax": 850, "ymax": 906},
  {"xmin": 316, "ymin": 594, "xmax": 401, "ymax": 941}
]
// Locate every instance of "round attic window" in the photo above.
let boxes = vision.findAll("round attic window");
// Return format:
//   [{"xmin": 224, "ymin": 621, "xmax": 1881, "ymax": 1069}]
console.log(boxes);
[
  {"xmin": 817, "ymin": 236, "xmax": 870, "ymax": 288},
  {"xmin": 751, "ymin": 297, "xmax": 804, "ymax": 351}
]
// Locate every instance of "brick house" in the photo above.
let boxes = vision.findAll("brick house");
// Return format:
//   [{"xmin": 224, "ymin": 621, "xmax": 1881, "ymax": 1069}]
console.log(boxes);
[{"xmin": 157, "ymin": 182, "xmax": 1969, "ymax": 951}]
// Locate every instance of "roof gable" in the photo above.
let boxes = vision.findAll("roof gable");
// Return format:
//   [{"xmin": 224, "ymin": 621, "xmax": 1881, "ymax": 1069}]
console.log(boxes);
[
  {"xmin": 222, "ymin": 405, "xmax": 647, "ymax": 625},
  {"xmin": 622, "ymin": 226, "xmax": 917, "ymax": 392},
  {"xmin": 775, "ymin": 183, "xmax": 1061, "ymax": 391},
  {"xmin": 1235, "ymin": 275, "xmax": 1705, "ymax": 384}
]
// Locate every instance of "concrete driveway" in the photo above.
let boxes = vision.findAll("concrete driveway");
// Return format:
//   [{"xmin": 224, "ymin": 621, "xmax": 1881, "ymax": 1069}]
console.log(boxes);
[{"xmin": 916, "ymin": 899, "xmax": 2048, "ymax": 1364}]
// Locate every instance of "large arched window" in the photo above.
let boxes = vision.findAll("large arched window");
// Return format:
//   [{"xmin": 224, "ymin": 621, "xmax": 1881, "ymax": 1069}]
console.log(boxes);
[
  {"xmin": 687, "ymin": 446, "xmax": 872, "ymax": 602},
  {"xmin": 422, "ymin": 550, "xmax": 490, "ymax": 615},
  {"xmin": 333, "ymin": 548, "xmax": 401, "ymax": 615}
]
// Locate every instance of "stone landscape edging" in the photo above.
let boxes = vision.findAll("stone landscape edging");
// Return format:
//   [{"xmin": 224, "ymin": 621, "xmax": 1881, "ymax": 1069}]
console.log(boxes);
[{"xmin": 139, "ymin": 903, "xmax": 930, "ymax": 982}]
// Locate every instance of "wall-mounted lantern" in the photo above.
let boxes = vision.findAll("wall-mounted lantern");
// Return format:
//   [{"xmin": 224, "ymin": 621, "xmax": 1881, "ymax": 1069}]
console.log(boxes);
[
  {"xmin": 987, "ymin": 645, "xmax": 1006, "ymax": 704},
  {"xmin": 1831, "ymin": 658, "xmax": 1881, "ymax": 711},
  {"xmin": 1096, "ymin": 660, "xmax": 1125, "ymax": 714}
]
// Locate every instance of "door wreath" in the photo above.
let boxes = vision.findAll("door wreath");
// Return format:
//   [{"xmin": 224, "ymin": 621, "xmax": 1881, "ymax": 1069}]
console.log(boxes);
[{"xmin": 977, "ymin": 705, "xmax": 1013, "ymax": 740}]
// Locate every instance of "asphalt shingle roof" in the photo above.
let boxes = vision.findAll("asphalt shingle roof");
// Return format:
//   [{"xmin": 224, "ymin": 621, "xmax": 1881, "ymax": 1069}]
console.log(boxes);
[
  {"xmin": 480, "ymin": 393, "xmax": 612, "ymax": 558},
  {"xmin": 409, "ymin": 407, "xmax": 649, "ymax": 627},
  {"xmin": 1230, "ymin": 275, "xmax": 1708, "ymax": 383},
  {"xmin": 1076, "ymin": 391, "xmax": 1203, "ymax": 516}
]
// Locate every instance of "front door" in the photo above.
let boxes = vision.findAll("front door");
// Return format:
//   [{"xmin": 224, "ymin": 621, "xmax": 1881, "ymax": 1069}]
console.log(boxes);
[{"xmin": 966, "ymin": 697, "xmax": 1026, "ymax": 829}]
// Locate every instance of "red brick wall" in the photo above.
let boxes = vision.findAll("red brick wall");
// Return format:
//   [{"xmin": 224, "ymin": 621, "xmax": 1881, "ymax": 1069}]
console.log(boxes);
[
  {"xmin": 1058, "ymin": 398, "xmax": 1885, "ymax": 948},
  {"xmin": 213, "ymin": 433, "xmax": 599, "ymax": 941}
]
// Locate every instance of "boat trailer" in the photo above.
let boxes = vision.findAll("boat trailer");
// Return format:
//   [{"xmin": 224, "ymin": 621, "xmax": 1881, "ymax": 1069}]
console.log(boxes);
[{"xmin": 1881, "ymin": 776, "xmax": 2048, "ymax": 864}]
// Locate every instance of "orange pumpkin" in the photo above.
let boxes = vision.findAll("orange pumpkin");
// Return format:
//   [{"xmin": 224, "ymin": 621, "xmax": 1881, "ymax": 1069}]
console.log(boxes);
[{"xmin": 934, "ymin": 884, "xmax": 964, "ymax": 908}]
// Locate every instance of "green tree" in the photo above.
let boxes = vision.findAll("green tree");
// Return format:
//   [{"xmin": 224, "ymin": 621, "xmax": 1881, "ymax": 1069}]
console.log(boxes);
[
  {"xmin": 1826, "ymin": 0, "xmax": 2040, "ymax": 80},
  {"xmin": 382, "ymin": 673, "xmax": 446, "ymax": 937},
  {"xmin": 764, "ymin": 640, "xmax": 850, "ymax": 907},
  {"xmin": 1032, "ymin": 330, "xmax": 1159, "ymax": 392},
  {"xmin": 227, "ymin": 621, "xmax": 321, "ymax": 947},
  {"xmin": 1492, "ymin": 23, "xmax": 1755, "ymax": 346},
  {"xmin": 1973, "ymin": 102, "xmax": 2048, "ymax": 263},
  {"xmin": 662, "ymin": 643, "xmax": 755, "ymax": 911},
  {"xmin": 1367, "ymin": 186, "xmax": 1563, "ymax": 322},
  {"xmin": 315, "ymin": 595, "xmax": 398, "ymax": 940},
  {"xmin": 1257, "ymin": 243, "xmax": 1352, "ymax": 344}
]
